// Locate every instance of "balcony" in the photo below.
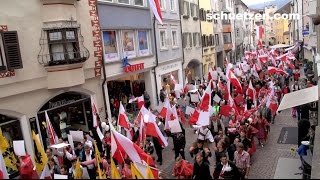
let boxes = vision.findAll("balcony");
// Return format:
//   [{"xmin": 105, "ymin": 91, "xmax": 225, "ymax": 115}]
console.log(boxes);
[
  {"xmin": 37, "ymin": 23, "xmax": 90, "ymax": 89},
  {"xmin": 224, "ymin": 43, "xmax": 233, "ymax": 51},
  {"xmin": 223, "ymin": 24, "xmax": 232, "ymax": 32}
]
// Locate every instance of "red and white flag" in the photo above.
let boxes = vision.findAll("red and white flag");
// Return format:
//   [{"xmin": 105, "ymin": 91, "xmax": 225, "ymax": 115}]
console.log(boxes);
[
  {"xmin": 111, "ymin": 126, "xmax": 155, "ymax": 166},
  {"xmin": 118, "ymin": 102, "xmax": 130, "ymax": 130},
  {"xmin": 91, "ymin": 96, "xmax": 98, "ymax": 128},
  {"xmin": 198, "ymin": 82, "xmax": 212, "ymax": 112},
  {"xmin": 183, "ymin": 77, "xmax": 189, "ymax": 94},
  {"xmin": 130, "ymin": 95, "xmax": 145, "ymax": 109},
  {"xmin": 267, "ymin": 66, "xmax": 288, "ymax": 75},
  {"xmin": 118, "ymin": 102, "xmax": 132, "ymax": 140},
  {"xmin": 170, "ymin": 74, "xmax": 177, "ymax": 84},
  {"xmin": 256, "ymin": 25, "xmax": 263, "ymax": 40},
  {"xmin": 45, "ymin": 111, "xmax": 59, "ymax": 145},
  {"xmin": 0, "ymin": 150, "xmax": 9, "ymax": 179},
  {"xmin": 227, "ymin": 71, "xmax": 243, "ymax": 93},
  {"xmin": 258, "ymin": 54, "xmax": 268, "ymax": 64},
  {"xmin": 141, "ymin": 107, "xmax": 168, "ymax": 147},
  {"xmin": 246, "ymin": 80, "xmax": 256, "ymax": 102},
  {"xmin": 148, "ymin": 0, "xmax": 163, "ymax": 24}
]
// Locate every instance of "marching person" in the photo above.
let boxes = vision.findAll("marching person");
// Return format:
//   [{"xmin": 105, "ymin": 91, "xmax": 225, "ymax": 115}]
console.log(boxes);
[
  {"xmin": 192, "ymin": 153, "xmax": 212, "ymax": 180},
  {"xmin": 80, "ymin": 143, "xmax": 96, "ymax": 179},
  {"xmin": 172, "ymin": 156, "xmax": 193, "ymax": 179},
  {"xmin": 213, "ymin": 153, "xmax": 240, "ymax": 179},
  {"xmin": 234, "ymin": 143, "xmax": 250, "ymax": 179}
]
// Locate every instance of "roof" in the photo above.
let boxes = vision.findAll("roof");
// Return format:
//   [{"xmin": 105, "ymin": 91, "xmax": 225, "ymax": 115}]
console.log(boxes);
[
  {"xmin": 275, "ymin": 2, "xmax": 291, "ymax": 14},
  {"xmin": 235, "ymin": 0, "xmax": 248, "ymax": 8},
  {"xmin": 283, "ymin": 31, "xmax": 290, "ymax": 35}
]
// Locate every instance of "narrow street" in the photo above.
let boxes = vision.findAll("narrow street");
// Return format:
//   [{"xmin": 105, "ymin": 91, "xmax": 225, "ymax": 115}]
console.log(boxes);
[{"xmin": 158, "ymin": 109, "xmax": 300, "ymax": 179}]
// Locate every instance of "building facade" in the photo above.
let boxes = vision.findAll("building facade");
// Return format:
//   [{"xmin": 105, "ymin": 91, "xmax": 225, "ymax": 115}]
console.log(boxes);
[
  {"xmin": 154, "ymin": 0, "xmax": 183, "ymax": 100},
  {"xmin": 0, "ymin": 0, "xmax": 105, "ymax": 176},
  {"xmin": 222, "ymin": 0, "xmax": 235, "ymax": 62},
  {"xmin": 199, "ymin": 0, "xmax": 216, "ymax": 78},
  {"xmin": 179, "ymin": 0, "xmax": 202, "ymax": 82},
  {"xmin": 234, "ymin": 0, "xmax": 249, "ymax": 61},
  {"xmin": 264, "ymin": 5, "xmax": 278, "ymax": 46},
  {"xmin": 97, "ymin": 0, "xmax": 158, "ymax": 117},
  {"xmin": 274, "ymin": 2, "xmax": 290, "ymax": 45},
  {"xmin": 212, "ymin": 0, "xmax": 225, "ymax": 68},
  {"xmin": 302, "ymin": 0, "xmax": 317, "ymax": 62}
]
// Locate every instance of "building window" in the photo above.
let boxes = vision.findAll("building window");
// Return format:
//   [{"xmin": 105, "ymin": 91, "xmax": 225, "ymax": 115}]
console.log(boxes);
[
  {"xmin": 134, "ymin": 0, "xmax": 143, "ymax": 6},
  {"xmin": 169, "ymin": 0, "xmax": 175, "ymax": 11},
  {"xmin": 118, "ymin": 0, "xmax": 129, "ymax": 4},
  {"xmin": 122, "ymin": 30, "xmax": 136, "ymax": 58},
  {"xmin": 159, "ymin": 0, "xmax": 165, "ymax": 10},
  {"xmin": 236, "ymin": 7, "xmax": 239, "ymax": 14},
  {"xmin": 171, "ymin": 30, "xmax": 178, "ymax": 47},
  {"xmin": 183, "ymin": 1, "xmax": 190, "ymax": 18},
  {"xmin": 223, "ymin": 32, "xmax": 232, "ymax": 44},
  {"xmin": 193, "ymin": 32, "xmax": 197, "ymax": 47},
  {"xmin": 0, "ymin": 31, "xmax": 23, "ymax": 71},
  {"xmin": 47, "ymin": 29, "xmax": 81, "ymax": 63},
  {"xmin": 188, "ymin": 32, "xmax": 192, "ymax": 47},
  {"xmin": 103, "ymin": 30, "xmax": 119, "ymax": 61},
  {"xmin": 159, "ymin": 30, "xmax": 167, "ymax": 49},
  {"xmin": 137, "ymin": 30, "xmax": 150, "ymax": 56},
  {"xmin": 215, "ymin": 34, "xmax": 219, "ymax": 45}
]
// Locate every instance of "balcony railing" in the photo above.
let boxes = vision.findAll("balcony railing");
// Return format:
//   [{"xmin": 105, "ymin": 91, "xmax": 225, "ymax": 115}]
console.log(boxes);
[
  {"xmin": 38, "ymin": 50, "xmax": 89, "ymax": 66},
  {"xmin": 222, "ymin": 19, "xmax": 231, "ymax": 24}
]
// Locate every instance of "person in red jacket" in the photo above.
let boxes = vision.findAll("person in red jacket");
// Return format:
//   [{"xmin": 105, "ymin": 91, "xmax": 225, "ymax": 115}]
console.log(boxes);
[{"xmin": 173, "ymin": 156, "xmax": 193, "ymax": 179}]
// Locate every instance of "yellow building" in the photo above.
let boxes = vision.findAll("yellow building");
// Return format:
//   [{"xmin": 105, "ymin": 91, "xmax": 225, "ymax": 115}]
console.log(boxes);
[
  {"xmin": 275, "ymin": 18, "xmax": 289, "ymax": 44},
  {"xmin": 199, "ymin": 0, "xmax": 216, "ymax": 79},
  {"xmin": 275, "ymin": 2, "xmax": 290, "ymax": 44}
]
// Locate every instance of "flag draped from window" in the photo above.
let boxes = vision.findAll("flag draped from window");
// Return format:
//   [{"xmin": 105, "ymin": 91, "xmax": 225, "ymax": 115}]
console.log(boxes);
[
  {"xmin": 93, "ymin": 141, "xmax": 106, "ymax": 179},
  {"xmin": 32, "ymin": 131, "xmax": 48, "ymax": 173},
  {"xmin": 0, "ymin": 129, "xmax": 17, "ymax": 171}
]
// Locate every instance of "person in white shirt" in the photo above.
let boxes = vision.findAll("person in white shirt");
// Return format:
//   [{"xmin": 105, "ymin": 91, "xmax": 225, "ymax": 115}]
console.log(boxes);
[{"xmin": 80, "ymin": 144, "xmax": 96, "ymax": 179}]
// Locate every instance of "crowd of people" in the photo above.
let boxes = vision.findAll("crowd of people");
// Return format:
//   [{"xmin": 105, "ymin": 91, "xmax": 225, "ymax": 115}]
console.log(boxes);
[{"xmin": 15, "ymin": 45, "xmax": 317, "ymax": 180}]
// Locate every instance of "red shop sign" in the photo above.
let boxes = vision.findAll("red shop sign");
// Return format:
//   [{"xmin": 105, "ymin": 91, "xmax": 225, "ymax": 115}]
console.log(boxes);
[{"xmin": 124, "ymin": 63, "xmax": 145, "ymax": 73}]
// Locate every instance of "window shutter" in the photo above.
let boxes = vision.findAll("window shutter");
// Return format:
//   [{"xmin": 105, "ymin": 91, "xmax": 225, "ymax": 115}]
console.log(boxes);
[
  {"xmin": 190, "ymin": 3, "xmax": 194, "ymax": 17},
  {"xmin": 202, "ymin": 35, "xmax": 205, "ymax": 47},
  {"xmin": 186, "ymin": 2, "xmax": 190, "ymax": 17},
  {"xmin": 188, "ymin": 33, "xmax": 191, "ymax": 47},
  {"xmin": 193, "ymin": 33, "xmax": 197, "ymax": 47},
  {"xmin": 2, "ymin": 31, "xmax": 23, "ymax": 70},
  {"xmin": 195, "ymin": 5, "xmax": 199, "ymax": 18},
  {"xmin": 182, "ymin": 33, "xmax": 186, "ymax": 48},
  {"xmin": 199, "ymin": 9, "xmax": 203, "ymax": 21},
  {"xmin": 211, "ymin": 34, "xmax": 215, "ymax": 46},
  {"xmin": 179, "ymin": 0, "xmax": 184, "ymax": 15},
  {"xmin": 198, "ymin": 33, "xmax": 201, "ymax": 46}
]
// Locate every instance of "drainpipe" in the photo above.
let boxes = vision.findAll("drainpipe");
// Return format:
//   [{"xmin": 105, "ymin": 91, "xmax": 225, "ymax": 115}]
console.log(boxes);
[
  {"xmin": 179, "ymin": 1, "xmax": 185, "ymax": 83},
  {"xmin": 152, "ymin": 15, "xmax": 159, "ymax": 105},
  {"xmin": 199, "ymin": 0, "xmax": 203, "ymax": 79},
  {"xmin": 96, "ymin": 0, "xmax": 108, "ymax": 120}
]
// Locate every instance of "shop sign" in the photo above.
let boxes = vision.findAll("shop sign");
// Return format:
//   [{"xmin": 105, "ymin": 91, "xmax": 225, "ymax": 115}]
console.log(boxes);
[
  {"xmin": 122, "ymin": 56, "xmax": 144, "ymax": 73},
  {"xmin": 49, "ymin": 99, "xmax": 76, "ymax": 109},
  {"xmin": 124, "ymin": 63, "xmax": 144, "ymax": 73}
]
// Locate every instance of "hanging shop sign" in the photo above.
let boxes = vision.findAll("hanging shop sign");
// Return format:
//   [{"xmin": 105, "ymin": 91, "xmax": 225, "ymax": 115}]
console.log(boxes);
[{"xmin": 122, "ymin": 57, "xmax": 144, "ymax": 73}]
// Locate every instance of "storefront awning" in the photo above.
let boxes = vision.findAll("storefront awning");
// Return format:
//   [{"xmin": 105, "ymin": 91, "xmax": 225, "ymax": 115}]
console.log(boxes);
[
  {"xmin": 277, "ymin": 86, "xmax": 318, "ymax": 112},
  {"xmin": 270, "ymin": 44, "xmax": 292, "ymax": 49}
]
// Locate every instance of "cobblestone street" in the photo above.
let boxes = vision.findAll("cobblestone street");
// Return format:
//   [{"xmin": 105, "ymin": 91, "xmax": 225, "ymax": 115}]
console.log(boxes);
[{"xmin": 157, "ymin": 109, "xmax": 299, "ymax": 179}]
